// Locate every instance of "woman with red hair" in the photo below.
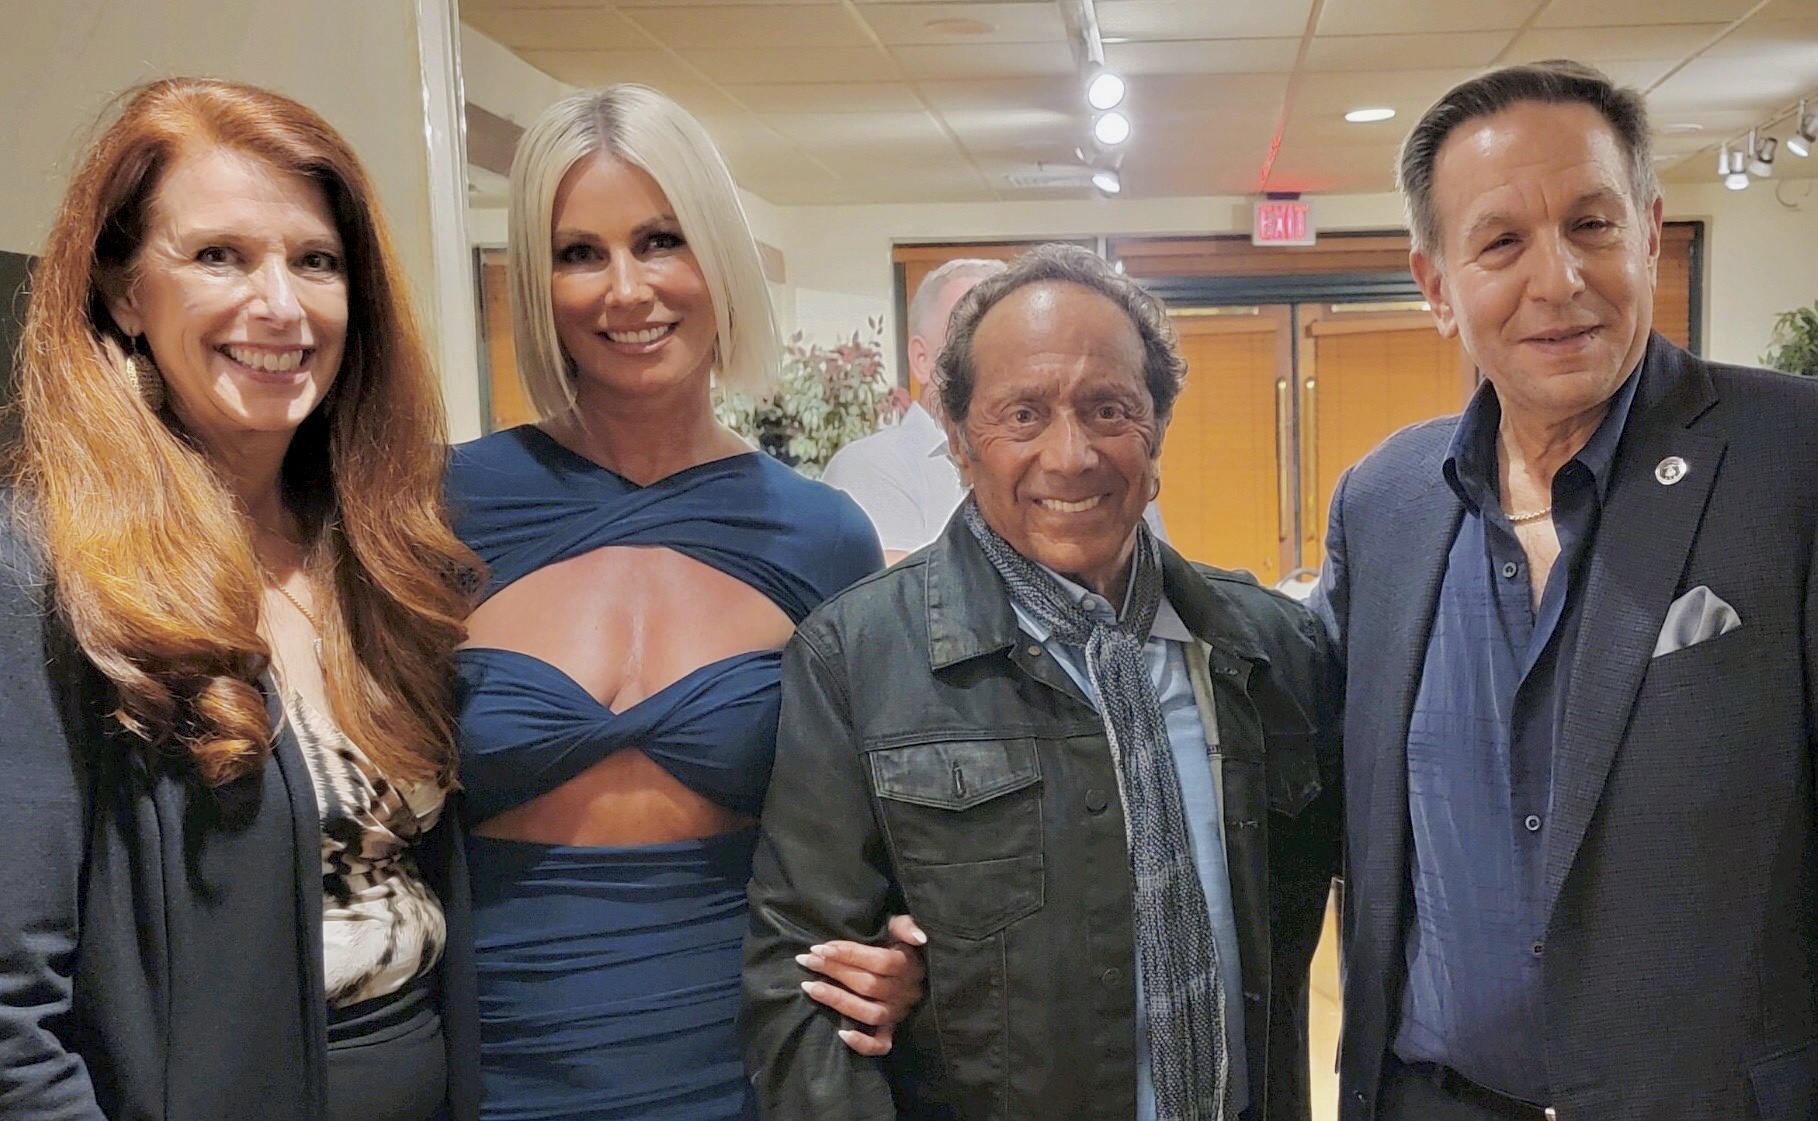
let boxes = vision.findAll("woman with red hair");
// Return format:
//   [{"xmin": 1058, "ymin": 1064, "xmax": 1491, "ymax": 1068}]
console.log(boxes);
[{"xmin": 0, "ymin": 78, "xmax": 482, "ymax": 1121}]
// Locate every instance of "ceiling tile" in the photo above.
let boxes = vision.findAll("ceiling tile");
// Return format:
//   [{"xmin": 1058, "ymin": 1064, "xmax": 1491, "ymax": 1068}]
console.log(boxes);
[
  {"xmin": 1650, "ymin": 53, "xmax": 1818, "ymax": 115},
  {"xmin": 1096, "ymin": 0, "xmax": 1318, "ymax": 42},
  {"xmin": 1531, "ymin": 0, "xmax": 1766, "ymax": 29},
  {"xmin": 1304, "ymin": 31, "xmax": 1512, "ymax": 72},
  {"xmin": 1315, "ymin": 0, "xmax": 1544, "ymax": 37},
  {"xmin": 1703, "ymin": 14, "xmax": 1818, "ymax": 57},
  {"xmin": 1264, "ymin": 140, "xmax": 1404, "ymax": 193},
  {"xmin": 1129, "ymin": 72, "xmax": 1293, "ymax": 116},
  {"xmin": 1105, "ymin": 38, "xmax": 1303, "ymax": 75},
  {"xmin": 721, "ymin": 82, "xmax": 928, "ymax": 112},
  {"xmin": 891, "ymin": 40, "xmax": 1076, "ymax": 80},
  {"xmin": 937, "ymin": 106, "xmax": 1083, "ymax": 162},
  {"xmin": 621, "ymin": 4, "xmax": 873, "ymax": 49},
  {"xmin": 856, "ymin": 3, "xmax": 1069, "ymax": 45},
  {"xmin": 918, "ymin": 77, "xmax": 1079, "ymax": 113},
  {"xmin": 516, "ymin": 48, "xmax": 701, "ymax": 88},
  {"xmin": 1292, "ymin": 68, "xmax": 1483, "ymax": 117},
  {"xmin": 462, "ymin": 7, "xmax": 656, "ymax": 50},
  {"xmin": 465, "ymin": 0, "xmax": 1818, "ymax": 203},
  {"xmin": 1504, "ymin": 23, "xmax": 1730, "ymax": 62},
  {"xmin": 612, "ymin": 0, "xmax": 837, "ymax": 6},
  {"xmin": 675, "ymin": 45, "xmax": 897, "ymax": 82},
  {"xmin": 760, "ymin": 109, "xmax": 950, "ymax": 147}
]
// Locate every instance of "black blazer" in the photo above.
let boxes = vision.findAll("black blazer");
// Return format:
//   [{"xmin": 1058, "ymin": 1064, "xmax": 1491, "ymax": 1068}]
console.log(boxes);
[
  {"xmin": 1317, "ymin": 335, "xmax": 1818, "ymax": 1121},
  {"xmin": 0, "ymin": 511, "xmax": 480, "ymax": 1121}
]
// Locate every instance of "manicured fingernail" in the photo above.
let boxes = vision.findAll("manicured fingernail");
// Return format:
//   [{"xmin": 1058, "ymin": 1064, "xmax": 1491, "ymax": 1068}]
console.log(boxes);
[
  {"xmin": 794, "ymin": 953, "xmax": 824, "ymax": 969},
  {"xmin": 837, "ymin": 1029, "xmax": 860, "ymax": 1045},
  {"xmin": 809, "ymin": 944, "xmax": 831, "ymax": 955},
  {"xmin": 910, "ymin": 928, "xmax": 929, "ymax": 945},
  {"xmin": 800, "ymin": 981, "xmax": 817, "ymax": 995}
]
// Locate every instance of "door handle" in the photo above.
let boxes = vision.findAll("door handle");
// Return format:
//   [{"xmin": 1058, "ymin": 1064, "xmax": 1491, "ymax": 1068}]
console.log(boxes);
[{"xmin": 1275, "ymin": 378, "xmax": 1293, "ymax": 542}]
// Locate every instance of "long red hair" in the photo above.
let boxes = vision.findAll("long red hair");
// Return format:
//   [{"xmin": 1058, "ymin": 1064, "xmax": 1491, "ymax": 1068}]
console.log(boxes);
[{"xmin": 11, "ymin": 77, "xmax": 481, "ymax": 788}]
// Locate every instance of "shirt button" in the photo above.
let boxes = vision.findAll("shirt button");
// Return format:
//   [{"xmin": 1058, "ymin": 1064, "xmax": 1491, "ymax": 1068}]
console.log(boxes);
[
  {"xmin": 1525, "ymin": 814, "xmax": 1542, "ymax": 832},
  {"xmin": 1101, "ymin": 967, "xmax": 1121, "ymax": 987},
  {"xmin": 1531, "ymin": 941, "xmax": 1546, "ymax": 956},
  {"xmin": 1502, "ymin": 561, "xmax": 1519, "ymax": 579},
  {"xmin": 1085, "ymin": 789, "xmax": 1109, "ymax": 814},
  {"xmin": 1026, "ymin": 644, "xmax": 1043, "ymax": 658}
]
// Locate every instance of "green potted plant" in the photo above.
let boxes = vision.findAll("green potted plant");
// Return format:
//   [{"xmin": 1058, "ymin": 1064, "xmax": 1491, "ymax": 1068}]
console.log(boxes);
[
  {"xmin": 1762, "ymin": 300, "xmax": 1818, "ymax": 378},
  {"xmin": 715, "ymin": 319, "xmax": 904, "ymax": 478}
]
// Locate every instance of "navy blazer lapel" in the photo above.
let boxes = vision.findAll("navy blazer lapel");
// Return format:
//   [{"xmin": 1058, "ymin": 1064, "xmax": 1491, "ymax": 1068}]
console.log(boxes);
[{"xmin": 1541, "ymin": 337, "xmax": 1724, "ymax": 922}]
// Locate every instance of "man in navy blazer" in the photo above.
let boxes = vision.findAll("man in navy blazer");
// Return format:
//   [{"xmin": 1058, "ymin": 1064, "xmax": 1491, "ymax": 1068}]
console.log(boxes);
[{"xmin": 1315, "ymin": 60, "xmax": 1818, "ymax": 1120}]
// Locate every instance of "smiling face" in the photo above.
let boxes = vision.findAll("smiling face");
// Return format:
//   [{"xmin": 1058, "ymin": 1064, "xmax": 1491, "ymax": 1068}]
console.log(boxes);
[
  {"xmin": 1411, "ymin": 100, "xmax": 1663, "ymax": 426},
  {"xmin": 547, "ymin": 151, "xmax": 718, "ymax": 404},
  {"xmin": 950, "ymin": 281, "xmax": 1161, "ymax": 600},
  {"xmin": 106, "ymin": 146, "xmax": 348, "ymax": 456}
]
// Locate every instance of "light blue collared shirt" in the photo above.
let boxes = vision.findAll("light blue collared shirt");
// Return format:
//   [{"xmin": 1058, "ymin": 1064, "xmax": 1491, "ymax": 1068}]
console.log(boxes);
[{"xmin": 1010, "ymin": 567, "xmax": 1248, "ymax": 1118}]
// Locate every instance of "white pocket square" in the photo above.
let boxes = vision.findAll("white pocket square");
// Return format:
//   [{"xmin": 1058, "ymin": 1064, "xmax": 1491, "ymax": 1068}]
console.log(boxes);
[{"xmin": 1652, "ymin": 585, "xmax": 1742, "ymax": 658}]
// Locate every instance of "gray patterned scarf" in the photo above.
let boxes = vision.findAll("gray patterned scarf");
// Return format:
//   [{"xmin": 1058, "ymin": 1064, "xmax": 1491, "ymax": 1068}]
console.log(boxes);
[{"xmin": 962, "ymin": 498, "xmax": 1230, "ymax": 1121}]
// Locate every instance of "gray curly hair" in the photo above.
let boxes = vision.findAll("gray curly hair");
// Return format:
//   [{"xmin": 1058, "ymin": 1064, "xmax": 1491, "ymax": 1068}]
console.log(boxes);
[{"xmin": 936, "ymin": 243, "xmax": 1187, "ymax": 433}]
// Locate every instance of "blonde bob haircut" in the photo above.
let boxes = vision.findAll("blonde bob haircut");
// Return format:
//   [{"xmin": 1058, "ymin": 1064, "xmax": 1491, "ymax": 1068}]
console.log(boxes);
[{"xmin": 508, "ymin": 84, "xmax": 779, "ymax": 419}]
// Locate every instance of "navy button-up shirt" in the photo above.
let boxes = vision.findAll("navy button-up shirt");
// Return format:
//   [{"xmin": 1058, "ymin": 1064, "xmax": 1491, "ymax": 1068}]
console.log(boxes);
[{"xmin": 1392, "ymin": 366, "xmax": 1641, "ymax": 1101}]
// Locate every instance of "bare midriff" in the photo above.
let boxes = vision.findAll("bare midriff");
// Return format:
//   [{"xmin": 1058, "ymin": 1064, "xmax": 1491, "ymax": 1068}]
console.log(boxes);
[{"xmin": 472, "ymin": 748, "xmax": 755, "ymax": 846}]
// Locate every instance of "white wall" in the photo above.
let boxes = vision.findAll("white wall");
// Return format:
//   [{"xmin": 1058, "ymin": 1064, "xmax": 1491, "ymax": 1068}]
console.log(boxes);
[
  {"xmin": 0, "ymin": 0, "xmax": 478, "ymax": 432},
  {"xmin": 1668, "ymin": 181, "xmax": 1818, "ymax": 368}
]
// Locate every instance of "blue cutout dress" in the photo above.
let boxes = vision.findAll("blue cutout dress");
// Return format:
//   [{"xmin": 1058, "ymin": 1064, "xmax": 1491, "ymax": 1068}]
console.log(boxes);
[{"xmin": 447, "ymin": 427, "xmax": 882, "ymax": 1121}]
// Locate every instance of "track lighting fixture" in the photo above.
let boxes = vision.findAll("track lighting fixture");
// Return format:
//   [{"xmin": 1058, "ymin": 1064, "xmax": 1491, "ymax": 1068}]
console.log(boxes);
[{"xmin": 1788, "ymin": 102, "xmax": 1814, "ymax": 159}]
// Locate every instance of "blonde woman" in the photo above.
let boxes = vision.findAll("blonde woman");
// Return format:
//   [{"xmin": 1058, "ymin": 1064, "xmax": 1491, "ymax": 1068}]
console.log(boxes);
[{"xmin": 447, "ymin": 85, "xmax": 922, "ymax": 1119}]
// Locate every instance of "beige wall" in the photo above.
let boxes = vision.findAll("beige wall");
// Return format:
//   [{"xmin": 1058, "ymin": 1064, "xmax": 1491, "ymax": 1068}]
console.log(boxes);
[{"xmin": 1668, "ymin": 181, "xmax": 1818, "ymax": 368}]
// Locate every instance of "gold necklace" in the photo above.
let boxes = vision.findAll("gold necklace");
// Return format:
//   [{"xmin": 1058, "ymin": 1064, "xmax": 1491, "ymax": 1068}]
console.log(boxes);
[
  {"xmin": 1507, "ymin": 505, "xmax": 1554, "ymax": 525},
  {"xmin": 263, "ymin": 574, "xmax": 324, "ymax": 662}
]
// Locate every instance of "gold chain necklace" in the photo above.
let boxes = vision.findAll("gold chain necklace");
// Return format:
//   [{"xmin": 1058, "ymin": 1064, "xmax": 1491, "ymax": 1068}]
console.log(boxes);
[{"xmin": 261, "ymin": 570, "xmax": 324, "ymax": 662}]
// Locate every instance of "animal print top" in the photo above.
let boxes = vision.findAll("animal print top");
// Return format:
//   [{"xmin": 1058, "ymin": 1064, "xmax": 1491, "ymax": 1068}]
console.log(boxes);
[{"xmin": 283, "ymin": 690, "xmax": 447, "ymax": 1008}]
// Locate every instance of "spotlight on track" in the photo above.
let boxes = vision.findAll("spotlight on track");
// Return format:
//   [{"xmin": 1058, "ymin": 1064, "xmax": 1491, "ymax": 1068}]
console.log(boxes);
[
  {"xmin": 1087, "ymin": 68, "xmax": 1126, "ymax": 111},
  {"xmin": 1093, "ymin": 110, "xmax": 1131, "ymax": 147}
]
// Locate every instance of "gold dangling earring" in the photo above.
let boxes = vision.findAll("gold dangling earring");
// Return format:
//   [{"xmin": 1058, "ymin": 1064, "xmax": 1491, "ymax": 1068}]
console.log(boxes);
[{"xmin": 126, "ymin": 348, "xmax": 164, "ymax": 411}]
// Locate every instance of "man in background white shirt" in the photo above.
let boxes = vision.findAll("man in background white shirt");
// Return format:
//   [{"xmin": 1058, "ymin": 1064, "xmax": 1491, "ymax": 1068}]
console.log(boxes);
[
  {"xmin": 823, "ymin": 258, "xmax": 1006, "ymax": 563},
  {"xmin": 827, "ymin": 256, "xmax": 1166, "ymax": 563}
]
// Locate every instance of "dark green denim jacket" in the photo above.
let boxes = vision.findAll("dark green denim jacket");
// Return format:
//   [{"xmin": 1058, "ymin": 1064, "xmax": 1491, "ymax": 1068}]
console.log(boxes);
[{"xmin": 741, "ymin": 515, "xmax": 1342, "ymax": 1120}]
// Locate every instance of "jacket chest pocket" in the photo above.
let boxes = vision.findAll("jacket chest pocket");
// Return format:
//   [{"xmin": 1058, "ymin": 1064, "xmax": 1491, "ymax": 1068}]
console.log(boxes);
[{"xmin": 869, "ymin": 737, "xmax": 1045, "ymax": 940}]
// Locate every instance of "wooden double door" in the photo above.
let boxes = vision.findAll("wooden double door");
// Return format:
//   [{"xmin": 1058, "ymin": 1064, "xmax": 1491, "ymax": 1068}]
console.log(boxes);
[{"xmin": 1156, "ymin": 304, "xmax": 1472, "ymax": 584}]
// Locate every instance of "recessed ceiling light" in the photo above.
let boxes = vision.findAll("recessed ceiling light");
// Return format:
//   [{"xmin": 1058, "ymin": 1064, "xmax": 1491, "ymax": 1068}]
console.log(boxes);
[
  {"xmin": 925, "ymin": 17, "xmax": 993, "ymax": 35},
  {"xmin": 1662, "ymin": 122, "xmax": 1704, "ymax": 134},
  {"xmin": 1345, "ymin": 107, "xmax": 1396, "ymax": 124}
]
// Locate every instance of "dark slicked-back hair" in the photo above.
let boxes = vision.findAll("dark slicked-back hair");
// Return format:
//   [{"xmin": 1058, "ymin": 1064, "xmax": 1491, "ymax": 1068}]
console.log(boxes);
[
  {"xmin": 936, "ymin": 243, "xmax": 1186, "ymax": 434},
  {"xmin": 1398, "ymin": 59, "xmax": 1659, "ymax": 257}
]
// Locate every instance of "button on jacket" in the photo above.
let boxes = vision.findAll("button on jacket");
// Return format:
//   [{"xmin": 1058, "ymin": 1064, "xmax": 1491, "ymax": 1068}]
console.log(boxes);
[{"xmin": 740, "ymin": 512, "xmax": 1341, "ymax": 1121}]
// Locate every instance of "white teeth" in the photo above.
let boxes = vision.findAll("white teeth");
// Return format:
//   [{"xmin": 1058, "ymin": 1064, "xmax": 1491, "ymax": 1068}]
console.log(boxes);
[
  {"xmin": 606, "ymin": 324, "xmax": 673, "ymax": 344},
  {"xmin": 223, "ymin": 345, "xmax": 306, "ymax": 373},
  {"xmin": 1040, "ymin": 496, "xmax": 1103, "ymax": 513}
]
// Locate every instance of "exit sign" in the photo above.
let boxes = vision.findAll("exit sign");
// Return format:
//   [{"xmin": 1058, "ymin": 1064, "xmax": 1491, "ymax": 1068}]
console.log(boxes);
[{"xmin": 1253, "ymin": 198, "xmax": 1315, "ymax": 246}]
